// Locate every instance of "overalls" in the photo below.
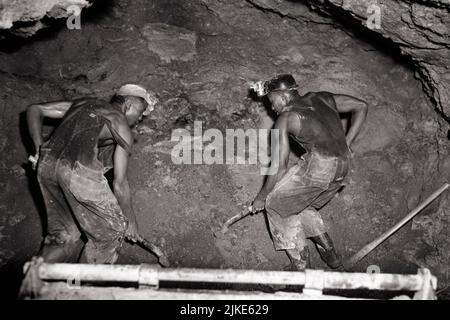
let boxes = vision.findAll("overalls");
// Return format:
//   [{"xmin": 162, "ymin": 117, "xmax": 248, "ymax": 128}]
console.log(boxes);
[{"xmin": 37, "ymin": 99, "xmax": 128, "ymax": 264}]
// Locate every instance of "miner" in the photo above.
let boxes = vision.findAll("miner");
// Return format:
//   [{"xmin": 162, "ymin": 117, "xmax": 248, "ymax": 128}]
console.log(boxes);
[
  {"xmin": 26, "ymin": 84, "xmax": 158, "ymax": 264},
  {"xmin": 251, "ymin": 74, "xmax": 368, "ymax": 270}
]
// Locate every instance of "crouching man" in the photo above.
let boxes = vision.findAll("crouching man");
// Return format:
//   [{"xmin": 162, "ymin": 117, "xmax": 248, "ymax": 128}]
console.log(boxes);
[
  {"xmin": 251, "ymin": 74, "xmax": 367, "ymax": 270},
  {"xmin": 27, "ymin": 84, "xmax": 158, "ymax": 264}
]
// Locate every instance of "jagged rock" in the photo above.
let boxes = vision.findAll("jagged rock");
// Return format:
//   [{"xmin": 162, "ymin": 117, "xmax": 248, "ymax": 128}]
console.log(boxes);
[
  {"xmin": 246, "ymin": 0, "xmax": 450, "ymax": 120},
  {"xmin": 245, "ymin": 0, "xmax": 332, "ymax": 23},
  {"xmin": 0, "ymin": 0, "xmax": 91, "ymax": 36}
]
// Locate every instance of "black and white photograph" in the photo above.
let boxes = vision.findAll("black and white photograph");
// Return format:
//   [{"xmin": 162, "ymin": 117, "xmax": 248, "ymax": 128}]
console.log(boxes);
[{"xmin": 0, "ymin": 0, "xmax": 449, "ymax": 304}]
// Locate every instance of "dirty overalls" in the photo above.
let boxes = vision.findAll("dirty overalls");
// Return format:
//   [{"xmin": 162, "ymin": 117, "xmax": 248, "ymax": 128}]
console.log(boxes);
[
  {"xmin": 37, "ymin": 99, "xmax": 128, "ymax": 264},
  {"xmin": 265, "ymin": 92, "xmax": 351, "ymax": 260}
]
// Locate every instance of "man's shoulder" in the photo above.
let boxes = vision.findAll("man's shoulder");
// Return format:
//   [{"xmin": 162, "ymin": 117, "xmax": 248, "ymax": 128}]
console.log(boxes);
[
  {"xmin": 101, "ymin": 109, "xmax": 127, "ymax": 125},
  {"xmin": 308, "ymin": 91, "xmax": 335, "ymax": 100},
  {"xmin": 71, "ymin": 97, "xmax": 105, "ymax": 107},
  {"xmin": 306, "ymin": 91, "xmax": 337, "ymax": 109},
  {"xmin": 276, "ymin": 111, "xmax": 303, "ymax": 133},
  {"xmin": 91, "ymin": 101, "xmax": 124, "ymax": 120}
]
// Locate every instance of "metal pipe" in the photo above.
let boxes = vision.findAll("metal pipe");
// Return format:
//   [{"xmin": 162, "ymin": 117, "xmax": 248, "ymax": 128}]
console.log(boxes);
[
  {"xmin": 38, "ymin": 283, "xmax": 367, "ymax": 300},
  {"xmin": 39, "ymin": 264, "xmax": 141, "ymax": 283},
  {"xmin": 37, "ymin": 263, "xmax": 434, "ymax": 292}
]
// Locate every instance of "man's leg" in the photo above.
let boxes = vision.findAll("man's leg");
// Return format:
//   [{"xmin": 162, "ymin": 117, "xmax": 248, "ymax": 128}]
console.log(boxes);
[
  {"xmin": 268, "ymin": 154, "xmax": 347, "ymax": 270},
  {"xmin": 37, "ymin": 164, "xmax": 84, "ymax": 263},
  {"xmin": 265, "ymin": 205, "xmax": 310, "ymax": 271},
  {"xmin": 310, "ymin": 233, "xmax": 343, "ymax": 269},
  {"xmin": 286, "ymin": 246, "xmax": 310, "ymax": 271},
  {"xmin": 300, "ymin": 208, "xmax": 343, "ymax": 269},
  {"xmin": 62, "ymin": 188, "xmax": 126, "ymax": 264},
  {"xmin": 264, "ymin": 164, "xmax": 319, "ymax": 271},
  {"xmin": 60, "ymin": 163, "xmax": 127, "ymax": 264}
]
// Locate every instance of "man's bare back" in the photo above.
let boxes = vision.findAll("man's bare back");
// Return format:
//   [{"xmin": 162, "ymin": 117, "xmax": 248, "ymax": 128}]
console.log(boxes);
[{"xmin": 286, "ymin": 92, "xmax": 351, "ymax": 158}]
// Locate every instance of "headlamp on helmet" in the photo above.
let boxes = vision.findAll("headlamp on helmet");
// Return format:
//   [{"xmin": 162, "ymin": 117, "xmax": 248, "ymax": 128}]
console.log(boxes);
[{"xmin": 250, "ymin": 74, "xmax": 298, "ymax": 97}]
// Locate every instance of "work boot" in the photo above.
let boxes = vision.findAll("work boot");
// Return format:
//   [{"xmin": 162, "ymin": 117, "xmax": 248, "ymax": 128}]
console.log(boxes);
[
  {"xmin": 310, "ymin": 233, "xmax": 343, "ymax": 270},
  {"xmin": 286, "ymin": 247, "xmax": 310, "ymax": 271}
]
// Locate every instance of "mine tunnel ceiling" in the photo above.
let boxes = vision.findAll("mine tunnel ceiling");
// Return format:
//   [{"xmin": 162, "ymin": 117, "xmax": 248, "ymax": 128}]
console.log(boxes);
[{"xmin": 0, "ymin": 0, "xmax": 449, "ymax": 122}]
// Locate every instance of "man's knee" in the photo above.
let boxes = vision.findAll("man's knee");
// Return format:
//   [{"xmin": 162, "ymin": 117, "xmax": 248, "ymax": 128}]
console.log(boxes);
[
  {"xmin": 87, "ymin": 220, "xmax": 126, "ymax": 248},
  {"xmin": 266, "ymin": 195, "xmax": 298, "ymax": 219},
  {"xmin": 84, "ymin": 231, "xmax": 124, "ymax": 264}
]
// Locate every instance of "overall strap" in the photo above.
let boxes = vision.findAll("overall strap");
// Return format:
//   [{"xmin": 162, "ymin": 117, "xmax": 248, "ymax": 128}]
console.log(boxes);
[
  {"xmin": 60, "ymin": 103, "xmax": 85, "ymax": 125},
  {"xmin": 316, "ymin": 94, "xmax": 352, "ymax": 155},
  {"xmin": 104, "ymin": 120, "xmax": 132, "ymax": 155},
  {"xmin": 316, "ymin": 94, "xmax": 338, "ymax": 114}
]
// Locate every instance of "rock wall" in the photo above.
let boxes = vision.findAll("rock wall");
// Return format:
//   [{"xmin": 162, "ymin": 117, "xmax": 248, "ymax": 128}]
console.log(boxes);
[
  {"xmin": 0, "ymin": 0, "xmax": 92, "ymax": 37},
  {"xmin": 0, "ymin": 0, "xmax": 449, "ymax": 298},
  {"xmin": 248, "ymin": 0, "xmax": 450, "ymax": 121}
]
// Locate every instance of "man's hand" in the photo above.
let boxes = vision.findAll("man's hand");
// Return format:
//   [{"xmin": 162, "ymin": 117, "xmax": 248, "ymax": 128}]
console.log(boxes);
[
  {"xmin": 126, "ymin": 219, "xmax": 140, "ymax": 243},
  {"xmin": 333, "ymin": 94, "xmax": 368, "ymax": 148},
  {"xmin": 28, "ymin": 153, "xmax": 39, "ymax": 170},
  {"xmin": 251, "ymin": 197, "xmax": 266, "ymax": 213},
  {"xmin": 27, "ymin": 101, "xmax": 73, "ymax": 169}
]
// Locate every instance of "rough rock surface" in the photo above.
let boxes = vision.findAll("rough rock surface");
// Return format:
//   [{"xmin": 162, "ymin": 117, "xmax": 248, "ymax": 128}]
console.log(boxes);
[
  {"xmin": 248, "ymin": 0, "xmax": 450, "ymax": 121},
  {"xmin": 0, "ymin": 0, "xmax": 449, "ymax": 299},
  {"xmin": 142, "ymin": 23, "xmax": 198, "ymax": 63},
  {"xmin": 0, "ymin": 0, "xmax": 91, "ymax": 36}
]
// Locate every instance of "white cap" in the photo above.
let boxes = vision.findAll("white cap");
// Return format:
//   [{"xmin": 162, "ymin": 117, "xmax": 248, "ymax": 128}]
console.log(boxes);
[{"xmin": 117, "ymin": 84, "xmax": 158, "ymax": 115}]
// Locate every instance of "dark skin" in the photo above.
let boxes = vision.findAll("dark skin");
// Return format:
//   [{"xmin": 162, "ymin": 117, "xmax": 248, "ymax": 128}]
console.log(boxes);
[
  {"xmin": 26, "ymin": 96, "xmax": 147, "ymax": 241},
  {"xmin": 252, "ymin": 90, "xmax": 368, "ymax": 212}
]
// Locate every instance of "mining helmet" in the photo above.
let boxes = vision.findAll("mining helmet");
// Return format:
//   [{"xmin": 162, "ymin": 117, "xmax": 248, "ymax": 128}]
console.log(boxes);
[{"xmin": 250, "ymin": 74, "xmax": 298, "ymax": 97}]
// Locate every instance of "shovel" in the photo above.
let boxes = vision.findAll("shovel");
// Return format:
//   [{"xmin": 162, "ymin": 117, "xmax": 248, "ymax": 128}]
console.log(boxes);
[
  {"xmin": 126, "ymin": 234, "xmax": 170, "ymax": 267},
  {"xmin": 214, "ymin": 206, "xmax": 261, "ymax": 238},
  {"xmin": 136, "ymin": 236, "xmax": 171, "ymax": 267}
]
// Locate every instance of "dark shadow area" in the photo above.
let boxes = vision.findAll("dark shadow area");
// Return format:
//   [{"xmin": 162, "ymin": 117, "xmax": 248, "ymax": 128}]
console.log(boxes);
[
  {"xmin": 80, "ymin": 0, "xmax": 117, "ymax": 24},
  {"xmin": 0, "ymin": 262, "xmax": 25, "ymax": 300},
  {"xmin": 286, "ymin": 0, "xmax": 418, "ymax": 73},
  {"xmin": 0, "ymin": 0, "xmax": 116, "ymax": 53},
  {"xmin": 438, "ymin": 287, "xmax": 450, "ymax": 300},
  {"xmin": 435, "ymin": 106, "xmax": 450, "ymax": 126}
]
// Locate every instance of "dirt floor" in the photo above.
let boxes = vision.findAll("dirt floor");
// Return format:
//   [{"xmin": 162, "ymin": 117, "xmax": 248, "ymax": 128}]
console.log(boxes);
[{"xmin": 0, "ymin": 0, "xmax": 449, "ymax": 299}]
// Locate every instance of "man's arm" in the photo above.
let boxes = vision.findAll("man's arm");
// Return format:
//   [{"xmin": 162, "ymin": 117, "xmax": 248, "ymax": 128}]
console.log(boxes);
[
  {"xmin": 110, "ymin": 115, "xmax": 139, "ymax": 241},
  {"xmin": 26, "ymin": 101, "xmax": 73, "ymax": 168},
  {"xmin": 333, "ymin": 94, "xmax": 368, "ymax": 148},
  {"xmin": 252, "ymin": 112, "xmax": 292, "ymax": 211}
]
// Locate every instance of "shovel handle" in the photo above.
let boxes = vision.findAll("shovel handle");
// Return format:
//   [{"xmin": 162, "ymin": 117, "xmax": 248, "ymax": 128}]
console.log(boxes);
[
  {"xmin": 219, "ymin": 206, "xmax": 261, "ymax": 234},
  {"xmin": 345, "ymin": 183, "xmax": 449, "ymax": 269}
]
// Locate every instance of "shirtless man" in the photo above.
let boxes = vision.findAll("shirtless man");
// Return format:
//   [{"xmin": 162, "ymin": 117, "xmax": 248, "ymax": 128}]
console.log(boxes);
[
  {"xmin": 27, "ymin": 84, "xmax": 157, "ymax": 264},
  {"xmin": 251, "ymin": 74, "xmax": 367, "ymax": 270}
]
